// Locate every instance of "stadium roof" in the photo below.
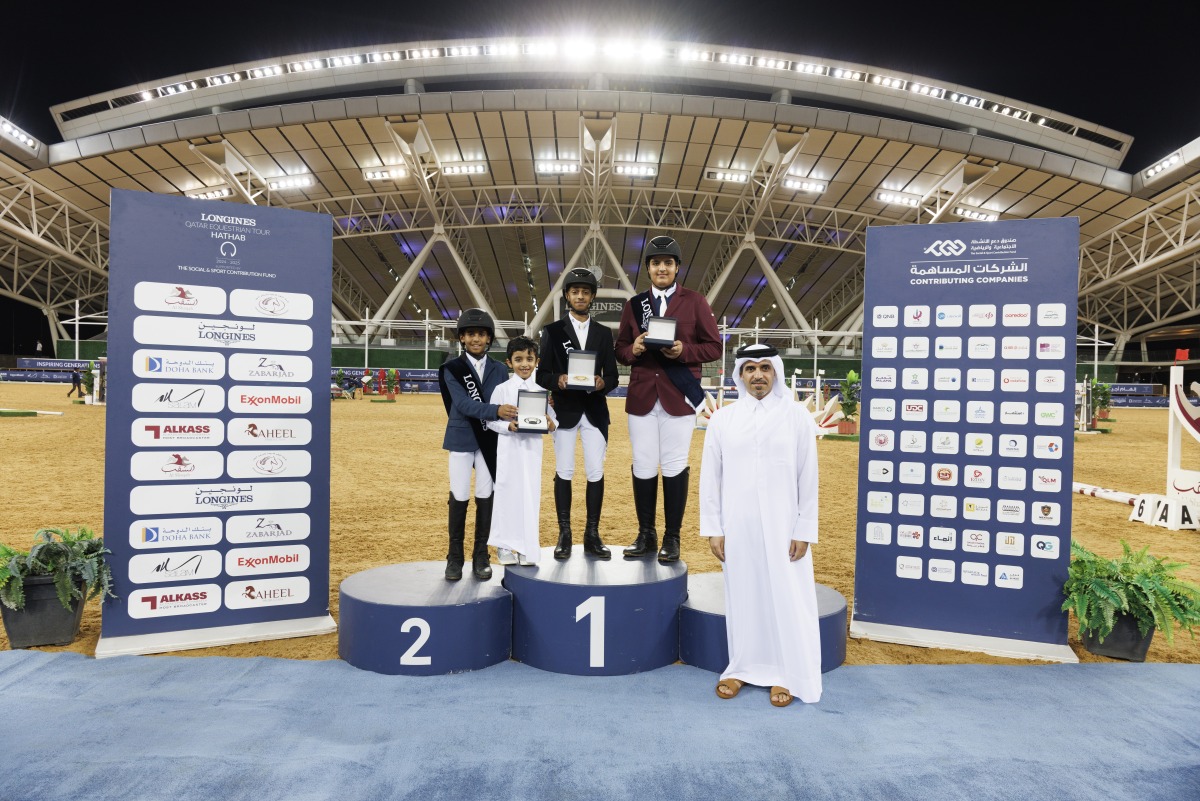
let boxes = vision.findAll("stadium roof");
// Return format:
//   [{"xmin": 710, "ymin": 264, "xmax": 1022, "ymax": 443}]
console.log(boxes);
[{"xmin": 1, "ymin": 34, "xmax": 1198, "ymax": 360}]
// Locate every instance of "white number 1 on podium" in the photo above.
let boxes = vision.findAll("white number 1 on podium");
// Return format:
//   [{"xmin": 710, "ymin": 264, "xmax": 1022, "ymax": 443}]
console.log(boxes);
[{"xmin": 575, "ymin": 595, "xmax": 605, "ymax": 668}]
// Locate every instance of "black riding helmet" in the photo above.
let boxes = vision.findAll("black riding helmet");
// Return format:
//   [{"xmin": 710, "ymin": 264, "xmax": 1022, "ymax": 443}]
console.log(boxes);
[
  {"xmin": 456, "ymin": 307, "xmax": 495, "ymax": 344},
  {"xmin": 562, "ymin": 267, "xmax": 599, "ymax": 295},
  {"xmin": 643, "ymin": 235, "xmax": 682, "ymax": 265}
]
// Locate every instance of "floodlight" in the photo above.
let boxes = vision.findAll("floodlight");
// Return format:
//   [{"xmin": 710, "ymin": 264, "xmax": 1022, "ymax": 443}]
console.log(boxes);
[
  {"xmin": 877, "ymin": 191, "xmax": 921, "ymax": 207},
  {"xmin": 364, "ymin": 168, "xmax": 408, "ymax": 181},
  {"xmin": 269, "ymin": 175, "xmax": 314, "ymax": 190},
  {"xmin": 187, "ymin": 186, "xmax": 234, "ymax": 200},
  {"xmin": 953, "ymin": 206, "xmax": 998, "ymax": 222},
  {"xmin": 614, "ymin": 163, "xmax": 657, "ymax": 177},
  {"xmin": 783, "ymin": 179, "xmax": 826, "ymax": 192}
]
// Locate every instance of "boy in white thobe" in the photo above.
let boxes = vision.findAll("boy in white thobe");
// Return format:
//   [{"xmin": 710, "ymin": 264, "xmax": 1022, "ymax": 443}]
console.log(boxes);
[
  {"xmin": 699, "ymin": 343, "xmax": 822, "ymax": 706},
  {"xmin": 487, "ymin": 337, "xmax": 556, "ymax": 565}
]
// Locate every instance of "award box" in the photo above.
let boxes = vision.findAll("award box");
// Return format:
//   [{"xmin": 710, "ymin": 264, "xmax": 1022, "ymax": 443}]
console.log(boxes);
[
  {"xmin": 566, "ymin": 350, "xmax": 598, "ymax": 390},
  {"xmin": 516, "ymin": 389, "xmax": 550, "ymax": 432},
  {"xmin": 644, "ymin": 316, "xmax": 677, "ymax": 349}
]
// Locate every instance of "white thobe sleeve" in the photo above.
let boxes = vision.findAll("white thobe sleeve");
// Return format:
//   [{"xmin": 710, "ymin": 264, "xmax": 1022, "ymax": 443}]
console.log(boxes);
[
  {"xmin": 698, "ymin": 413, "xmax": 724, "ymax": 538},
  {"xmin": 790, "ymin": 408, "xmax": 820, "ymax": 543},
  {"xmin": 486, "ymin": 383, "xmax": 512, "ymax": 436}
]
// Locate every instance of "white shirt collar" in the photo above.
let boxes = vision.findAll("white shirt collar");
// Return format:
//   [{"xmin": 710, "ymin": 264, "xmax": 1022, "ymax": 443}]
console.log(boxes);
[
  {"xmin": 653, "ymin": 284, "xmax": 676, "ymax": 299},
  {"xmin": 467, "ymin": 353, "xmax": 487, "ymax": 374}
]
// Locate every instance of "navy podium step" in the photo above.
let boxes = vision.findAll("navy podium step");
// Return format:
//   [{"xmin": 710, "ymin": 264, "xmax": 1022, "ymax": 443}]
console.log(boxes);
[
  {"xmin": 339, "ymin": 561, "xmax": 511, "ymax": 675},
  {"xmin": 679, "ymin": 572, "xmax": 847, "ymax": 674},
  {"xmin": 503, "ymin": 547, "xmax": 688, "ymax": 676}
]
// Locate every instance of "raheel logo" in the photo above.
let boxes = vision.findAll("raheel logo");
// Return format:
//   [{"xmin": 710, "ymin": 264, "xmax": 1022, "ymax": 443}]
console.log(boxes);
[
  {"xmin": 128, "ymin": 583, "xmax": 222, "ymax": 618},
  {"xmin": 224, "ymin": 577, "xmax": 310, "ymax": 609},
  {"xmin": 227, "ymin": 418, "xmax": 313, "ymax": 446}
]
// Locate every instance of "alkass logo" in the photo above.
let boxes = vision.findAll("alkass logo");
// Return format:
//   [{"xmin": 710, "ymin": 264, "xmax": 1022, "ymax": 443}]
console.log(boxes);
[
  {"xmin": 923, "ymin": 239, "xmax": 966, "ymax": 256},
  {"xmin": 164, "ymin": 286, "xmax": 199, "ymax": 307},
  {"xmin": 128, "ymin": 583, "xmax": 222, "ymax": 618}
]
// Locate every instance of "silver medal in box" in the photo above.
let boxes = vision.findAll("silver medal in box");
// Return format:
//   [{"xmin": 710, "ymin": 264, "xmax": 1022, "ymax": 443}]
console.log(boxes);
[{"xmin": 515, "ymin": 389, "xmax": 550, "ymax": 432}]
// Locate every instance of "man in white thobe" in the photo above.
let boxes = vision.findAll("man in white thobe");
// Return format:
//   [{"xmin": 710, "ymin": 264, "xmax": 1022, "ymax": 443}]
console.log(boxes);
[{"xmin": 699, "ymin": 343, "xmax": 822, "ymax": 706}]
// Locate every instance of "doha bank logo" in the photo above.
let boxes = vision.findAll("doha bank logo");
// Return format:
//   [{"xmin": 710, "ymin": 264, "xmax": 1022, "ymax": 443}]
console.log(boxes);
[{"xmin": 922, "ymin": 240, "xmax": 966, "ymax": 257}]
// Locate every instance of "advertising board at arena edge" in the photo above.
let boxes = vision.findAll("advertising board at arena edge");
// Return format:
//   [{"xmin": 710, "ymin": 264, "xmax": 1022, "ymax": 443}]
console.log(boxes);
[
  {"xmin": 98, "ymin": 189, "xmax": 335, "ymax": 656},
  {"xmin": 850, "ymin": 218, "xmax": 1079, "ymax": 662}
]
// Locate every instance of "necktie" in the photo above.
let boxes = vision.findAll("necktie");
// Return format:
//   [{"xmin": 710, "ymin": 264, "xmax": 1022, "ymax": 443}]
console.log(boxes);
[{"xmin": 658, "ymin": 293, "xmax": 668, "ymax": 316}]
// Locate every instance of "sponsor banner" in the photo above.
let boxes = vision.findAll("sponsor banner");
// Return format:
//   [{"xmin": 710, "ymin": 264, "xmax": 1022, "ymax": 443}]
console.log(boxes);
[
  {"xmin": 128, "ymin": 550, "xmax": 224, "ymax": 584},
  {"xmin": 224, "ymin": 576, "xmax": 310, "ymax": 609},
  {"xmin": 131, "ymin": 382, "xmax": 225, "ymax": 413},
  {"xmin": 226, "ymin": 513, "xmax": 311, "ymax": 543},
  {"xmin": 853, "ymin": 218, "xmax": 1078, "ymax": 653},
  {"xmin": 129, "ymin": 481, "xmax": 311, "ymax": 516},
  {"xmin": 134, "ymin": 281, "xmax": 227, "ymax": 315},
  {"xmin": 227, "ymin": 418, "xmax": 313, "ymax": 446},
  {"xmin": 127, "ymin": 583, "xmax": 223, "ymax": 619},
  {"xmin": 130, "ymin": 450, "xmax": 224, "ymax": 482},
  {"xmin": 128, "ymin": 517, "xmax": 223, "ymax": 550},
  {"xmin": 16, "ymin": 358, "xmax": 92, "ymax": 369},
  {"xmin": 229, "ymin": 353, "xmax": 312, "ymax": 383},
  {"xmin": 226, "ymin": 449, "xmax": 312, "ymax": 479},
  {"xmin": 131, "ymin": 418, "xmax": 225, "ymax": 448},
  {"xmin": 227, "ymin": 386, "xmax": 313, "ymax": 414},
  {"xmin": 133, "ymin": 315, "xmax": 314, "ymax": 352},
  {"xmin": 133, "ymin": 349, "xmax": 226, "ymax": 381},
  {"xmin": 225, "ymin": 545, "xmax": 311, "ymax": 576},
  {"xmin": 104, "ymin": 188, "xmax": 331, "ymax": 644}
]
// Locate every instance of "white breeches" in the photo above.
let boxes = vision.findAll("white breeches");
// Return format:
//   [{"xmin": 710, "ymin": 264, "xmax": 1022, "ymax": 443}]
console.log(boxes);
[
  {"xmin": 552, "ymin": 415, "xmax": 608, "ymax": 481},
  {"xmin": 628, "ymin": 400, "xmax": 694, "ymax": 479},
  {"xmin": 448, "ymin": 450, "xmax": 493, "ymax": 500}
]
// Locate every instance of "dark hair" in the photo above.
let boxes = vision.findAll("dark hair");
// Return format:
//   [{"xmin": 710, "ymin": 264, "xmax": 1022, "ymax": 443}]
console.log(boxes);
[{"xmin": 506, "ymin": 336, "xmax": 538, "ymax": 360}]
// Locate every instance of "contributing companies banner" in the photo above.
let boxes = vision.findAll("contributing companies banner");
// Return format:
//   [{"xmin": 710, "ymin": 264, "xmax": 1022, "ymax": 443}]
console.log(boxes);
[
  {"xmin": 100, "ymin": 189, "xmax": 334, "ymax": 653},
  {"xmin": 850, "ymin": 218, "xmax": 1079, "ymax": 661}
]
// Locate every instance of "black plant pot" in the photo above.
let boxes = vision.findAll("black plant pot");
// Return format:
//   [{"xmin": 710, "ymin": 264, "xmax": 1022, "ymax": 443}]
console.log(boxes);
[
  {"xmin": 0, "ymin": 575, "xmax": 85, "ymax": 649},
  {"xmin": 1081, "ymin": 614, "xmax": 1155, "ymax": 662}
]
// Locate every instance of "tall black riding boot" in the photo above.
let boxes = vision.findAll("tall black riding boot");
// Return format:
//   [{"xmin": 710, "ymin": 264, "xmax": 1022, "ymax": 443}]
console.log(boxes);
[
  {"xmin": 445, "ymin": 493, "xmax": 468, "ymax": 581},
  {"xmin": 658, "ymin": 467, "xmax": 689, "ymax": 563},
  {"xmin": 471, "ymin": 495, "xmax": 494, "ymax": 580},
  {"xmin": 583, "ymin": 478, "xmax": 611, "ymax": 559},
  {"xmin": 554, "ymin": 475, "xmax": 573, "ymax": 560},
  {"xmin": 623, "ymin": 469, "xmax": 659, "ymax": 558}
]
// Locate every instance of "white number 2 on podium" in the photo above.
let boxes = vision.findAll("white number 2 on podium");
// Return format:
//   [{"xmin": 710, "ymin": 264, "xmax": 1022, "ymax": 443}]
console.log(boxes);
[
  {"xmin": 400, "ymin": 617, "xmax": 432, "ymax": 665},
  {"xmin": 575, "ymin": 595, "xmax": 605, "ymax": 668}
]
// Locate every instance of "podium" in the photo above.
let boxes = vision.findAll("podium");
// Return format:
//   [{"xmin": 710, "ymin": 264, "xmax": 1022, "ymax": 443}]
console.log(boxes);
[
  {"xmin": 339, "ymin": 561, "xmax": 512, "ymax": 675},
  {"xmin": 678, "ymin": 572, "xmax": 847, "ymax": 674},
  {"xmin": 503, "ymin": 548, "xmax": 687, "ymax": 675}
]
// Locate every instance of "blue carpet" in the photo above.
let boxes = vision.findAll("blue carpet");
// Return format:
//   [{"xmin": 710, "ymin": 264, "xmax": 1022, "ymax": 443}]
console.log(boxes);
[{"xmin": 0, "ymin": 652, "xmax": 1197, "ymax": 801}]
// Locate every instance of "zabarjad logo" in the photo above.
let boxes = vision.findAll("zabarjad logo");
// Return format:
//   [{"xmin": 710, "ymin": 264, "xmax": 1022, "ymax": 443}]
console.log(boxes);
[
  {"xmin": 923, "ymin": 239, "xmax": 966, "ymax": 257},
  {"xmin": 164, "ymin": 286, "xmax": 198, "ymax": 307}
]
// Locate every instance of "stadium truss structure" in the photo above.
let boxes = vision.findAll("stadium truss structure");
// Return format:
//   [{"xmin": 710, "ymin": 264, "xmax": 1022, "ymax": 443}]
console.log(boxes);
[{"xmin": 1, "ymin": 35, "xmax": 1197, "ymax": 360}]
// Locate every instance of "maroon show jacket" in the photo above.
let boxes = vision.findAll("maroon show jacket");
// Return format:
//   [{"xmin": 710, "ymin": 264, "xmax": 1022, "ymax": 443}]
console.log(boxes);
[{"xmin": 615, "ymin": 285, "xmax": 722, "ymax": 416}]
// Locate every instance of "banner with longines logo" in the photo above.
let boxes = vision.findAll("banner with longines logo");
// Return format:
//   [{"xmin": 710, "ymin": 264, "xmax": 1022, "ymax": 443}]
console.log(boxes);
[
  {"xmin": 98, "ymin": 189, "xmax": 335, "ymax": 656},
  {"xmin": 850, "ymin": 218, "xmax": 1079, "ymax": 663}
]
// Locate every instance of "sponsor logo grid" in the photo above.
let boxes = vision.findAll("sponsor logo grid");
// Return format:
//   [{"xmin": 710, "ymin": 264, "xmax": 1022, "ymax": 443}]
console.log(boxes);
[
  {"xmin": 104, "ymin": 191, "xmax": 330, "ymax": 635},
  {"xmin": 856, "ymin": 220, "xmax": 1076, "ymax": 633}
]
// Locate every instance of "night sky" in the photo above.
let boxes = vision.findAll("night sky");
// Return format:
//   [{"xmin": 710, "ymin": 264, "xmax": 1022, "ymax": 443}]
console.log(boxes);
[{"xmin": 2, "ymin": 1, "xmax": 1197, "ymax": 170}]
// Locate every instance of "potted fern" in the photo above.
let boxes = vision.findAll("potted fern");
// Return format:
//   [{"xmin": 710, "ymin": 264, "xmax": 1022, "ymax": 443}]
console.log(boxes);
[
  {"xmin": 1061, "ymin": 540, "xmax": 1200, "ymax": 661},
  {"xmin": 837, "ymin": 370, "xmax": 860, "ymax": 435},
  {"xmin": 0, "ymin": 527, "xmax": 115, "ymax": 648}
]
